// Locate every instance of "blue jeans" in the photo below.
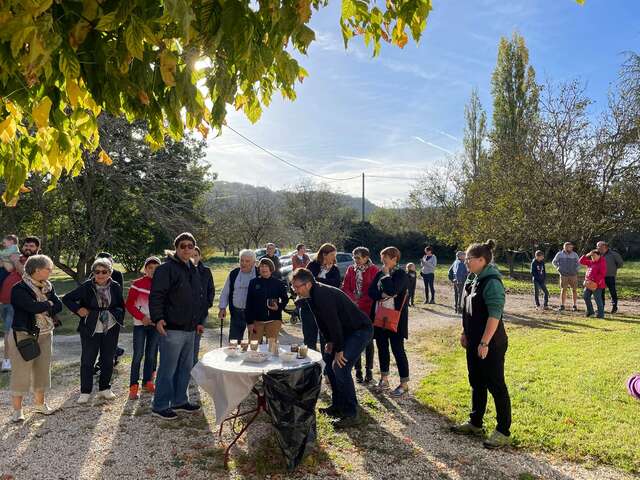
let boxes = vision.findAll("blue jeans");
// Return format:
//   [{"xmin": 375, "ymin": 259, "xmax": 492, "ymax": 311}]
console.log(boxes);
[
  {"xmin": 583, "ymin": 288, "xmax": 604, "ymax": 318},
  {"xmin": 193, "ymin": 317, "xmax": 207, "ymax": 364},
  {"xmin": 153, "ymin": 329, "xmax": 195, "ymax": 411},
  {"xmin": 323, "ymin": 326, "xmax": 374, "ymax": 417},
  {"xmin": 228, "ymin": 308, "xmax": 247, "ymax": 342},
  {"xmin": 130, "ymin": 325, "xmax": 159, "ymax": 386},
  {"xmin": 533, "ymin": 280, "xmax": 549, "ymax": 307},
  {"xmin": 0, "ymin": 303, "xmax": 14, "ymax": 332}
]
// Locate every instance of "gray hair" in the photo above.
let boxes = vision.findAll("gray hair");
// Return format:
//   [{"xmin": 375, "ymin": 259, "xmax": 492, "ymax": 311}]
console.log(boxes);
[
  {"xmin": 24, "ymin": 255, "xmax": 54, "ymax": 276},
  {"xmin": 239, "ymin": 249, "xmax": 256, "ymax": 262},
  {"xmin": 91, "ymin": 258, "xmax": 113, "ymax": 273}
]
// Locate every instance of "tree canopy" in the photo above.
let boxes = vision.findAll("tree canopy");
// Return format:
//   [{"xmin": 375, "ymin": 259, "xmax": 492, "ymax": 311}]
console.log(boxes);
[{"xmin": 0, "ymin": 0, "xmax": 435, "ymax": 203}]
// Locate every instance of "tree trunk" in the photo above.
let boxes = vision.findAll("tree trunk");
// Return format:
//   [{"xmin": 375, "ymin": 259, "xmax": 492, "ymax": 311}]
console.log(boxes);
[{"xmin": 505, "ymin": 250, "xmax": 516, "ymax": 278}]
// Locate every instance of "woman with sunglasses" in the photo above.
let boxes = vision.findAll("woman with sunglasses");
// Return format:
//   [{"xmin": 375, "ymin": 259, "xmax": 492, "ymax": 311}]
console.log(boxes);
[
  {"xmin": 451, "ymin": 239, "xmax": 511, "ymax": 449},
  {"xmin": 63, "ymin": 258, "xmax": 125, "ymax": 404}
]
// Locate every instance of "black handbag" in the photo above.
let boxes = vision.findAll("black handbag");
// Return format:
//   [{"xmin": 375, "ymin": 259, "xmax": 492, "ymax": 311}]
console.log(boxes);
[{"xmin": 13, "ymin": 329, "xmax": 41, "ymax": 361}]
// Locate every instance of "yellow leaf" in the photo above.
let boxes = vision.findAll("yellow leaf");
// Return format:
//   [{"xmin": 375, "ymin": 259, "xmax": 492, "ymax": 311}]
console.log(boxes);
[
  {"xmin": 160, "ymin": 50, "xmax": 177, "ymax": 87},
  {"xmin": 32, "ymin": 96, "xmax": 52, "ymax": 129},
  {"xmin": 5, "ymin": 101, "xmax": 22, "ymax": 122},
  {"xmin": 0, "ymin": 116, "xmax": 16, "ymax": 143},
  {"xmin": 197, "ymin": 122, "xmax": 209, "ymax": 139},
  {"xmin": 85, "ymin": 96, "xmax": 102, "ymax": 116},
  {"xmin": 98, "ymin": 150, "xmax": 113, "ymax": 165},
  {"xmin": 66, "ymin": 79, "xmax": 83, "ymax": 108},
  {"xmin": 19, "ymin": 185, "xmax": 31, "ymax": 193}
]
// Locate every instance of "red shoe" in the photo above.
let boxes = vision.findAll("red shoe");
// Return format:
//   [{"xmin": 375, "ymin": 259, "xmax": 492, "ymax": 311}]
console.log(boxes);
[
  {"xmin": 144, "ymin": 381, "xmax": 155, "ymax": 394},
  {"xmin": 129, "ymin": 384, "xmax": 140, "ymax": 400}
]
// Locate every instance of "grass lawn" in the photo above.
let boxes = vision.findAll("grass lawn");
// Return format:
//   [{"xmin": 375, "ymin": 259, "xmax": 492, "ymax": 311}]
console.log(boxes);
[{"xmin": 414, "ymin": 315, "xmax": 640, "ymax": 473}]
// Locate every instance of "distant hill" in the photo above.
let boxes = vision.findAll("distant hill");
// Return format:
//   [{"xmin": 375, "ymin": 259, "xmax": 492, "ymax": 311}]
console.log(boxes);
[{"xmin": 209, "ymin": 181, "xmax": 378, "ymax": 217}]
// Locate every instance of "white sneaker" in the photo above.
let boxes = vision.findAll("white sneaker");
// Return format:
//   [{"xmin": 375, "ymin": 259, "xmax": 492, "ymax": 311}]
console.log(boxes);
[
  {"xmin": 77, "ymin": 393, "xmax": 91, "ymax": 404},
  {"xmin": 11, "ymin": 409, "xmax": 25, "ymax": 422},
  {"xmin": 97, "ymin": 389, "xmax": 116, "ymax": 401},
  {"xmin": 33, "ymin": 403, "xmax": 56, "ymax": 415},
  {"xmin": 1, "ymin": 359, "xmax": 11, "ymax": 371}
]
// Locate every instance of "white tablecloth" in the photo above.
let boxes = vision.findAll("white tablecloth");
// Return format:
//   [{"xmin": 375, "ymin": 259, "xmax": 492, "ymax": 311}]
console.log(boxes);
[{"xmin": 191, "ymin": 344, "xmax": 323, "ymax": 425}]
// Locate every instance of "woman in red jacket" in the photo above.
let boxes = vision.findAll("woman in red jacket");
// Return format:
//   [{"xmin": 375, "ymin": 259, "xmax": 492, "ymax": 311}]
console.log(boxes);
[
  {"xmin": 342, "ymin": 247, "xmax": 379, "ymax": 383},
  {"xmin": 579, "ymin": 249, "xmax": 607, "ymax": 319}
]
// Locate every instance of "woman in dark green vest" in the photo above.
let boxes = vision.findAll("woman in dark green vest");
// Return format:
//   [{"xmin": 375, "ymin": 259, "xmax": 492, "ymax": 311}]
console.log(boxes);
[{"xmin": 451, "ymin": 239, "xmax": 511, "ymax": 449}]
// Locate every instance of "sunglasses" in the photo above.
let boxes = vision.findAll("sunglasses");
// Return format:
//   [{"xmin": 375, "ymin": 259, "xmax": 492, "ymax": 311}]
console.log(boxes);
[
  {"xmin": 178, "ymin": 243, "xmax": 195, "ymax": 250},
  {"xmin": 94, "ymin": 269, "xmax": 110, "ymax": 275}
]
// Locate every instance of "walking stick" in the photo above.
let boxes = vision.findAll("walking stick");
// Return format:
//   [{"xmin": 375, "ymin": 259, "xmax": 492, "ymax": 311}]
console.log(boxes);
[{"xmin": 219, "ymin": 314, "xmax": 224, "ymax": 347}]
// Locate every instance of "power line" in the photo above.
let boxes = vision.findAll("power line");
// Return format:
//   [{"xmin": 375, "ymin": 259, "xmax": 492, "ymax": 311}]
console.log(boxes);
[{"xmin": 225, "ymin": 125, "xmax": 362, "ymax": 182}]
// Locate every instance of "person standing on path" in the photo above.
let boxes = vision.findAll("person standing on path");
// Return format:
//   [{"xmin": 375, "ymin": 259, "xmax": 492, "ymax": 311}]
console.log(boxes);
[
  {"xmin": 420, "ymin": 246, "xmax": 437, "ymax": 304},
  {"xmin": 579, "ymin": 250, "xmax": 607, "ymax": 319},
  {"xmin": 531, "ymin": 250, "xmax": 550, "ymax": 310},
  {"xmin": 8, "ymin": 255, "xmax": 62, "ymax": 422},
  {"xmin": 291, "ymin": 243, "xmax": 311, "ymax": 270},
  {"xmin": 260, "ymin": 243, "xmax": 282, "ymax": 279},
  {"xmin": 596, "ymin": 241, "xmax": 623, "ymax": 314},
  {"xmin": 1, "ymin": 236, "xmax": 40, "ymax": 373},
  {"xmin": 149, "ymin": 232, "xmax": 203, "ymax": 420},
  {"xmin": 551, "ymin": 242, "xmax": 580, "ymax": 311},
  {"xmin": 125, "ymin": 256, "xmax": 161, "ymax": 400},
  {"xmin": 192, "ymin": 247, "xmax": 214, "ymax": 364},
  {"xmin": 451, "ymin": 239, "xmax": 511, "ymax": 450},
  {"xmin": 291, "ymin": 268, "xmax": 373, "ymax": 428},
  {"xmin": 218, "ymin": 250, "xmax": 258, "ymax": 342},
  {"xmin": 63, "ymin": 258, "xmax": 125, "ymax": 404},
  {"xmin": 448, "ymin": 251, "xmax": 468, "ymax": 314},
  {"xmin": 341, "ymin": 247, "xmax": 379, "ymax": 383}
]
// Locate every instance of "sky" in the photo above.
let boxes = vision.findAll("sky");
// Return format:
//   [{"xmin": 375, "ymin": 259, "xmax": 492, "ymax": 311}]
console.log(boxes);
[{"xmin": 204, "ymin": 0, "xmax": 640, "ymax": 206}]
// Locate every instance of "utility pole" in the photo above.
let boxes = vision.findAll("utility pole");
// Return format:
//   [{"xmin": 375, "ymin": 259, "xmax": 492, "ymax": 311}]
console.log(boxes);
[{"xmin": 361, "ymin": 172, "xmax": 365, "ymax": 223}]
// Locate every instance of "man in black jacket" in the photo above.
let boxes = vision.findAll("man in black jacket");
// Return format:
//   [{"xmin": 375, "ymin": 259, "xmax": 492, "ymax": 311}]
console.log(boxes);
[
  {"xmin": 292, "ymin": 268, "xmax": 373, "ymax": 428},
  {"xmin": 150, "ymin": 232, "xmax": 204, "ymax": 420}
]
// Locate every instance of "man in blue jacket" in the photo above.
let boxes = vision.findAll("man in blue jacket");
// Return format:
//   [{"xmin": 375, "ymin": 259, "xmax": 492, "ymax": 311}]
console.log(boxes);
[{"xmin": 448, "ymin": 251, "xmax": 468, "ymax": 314}]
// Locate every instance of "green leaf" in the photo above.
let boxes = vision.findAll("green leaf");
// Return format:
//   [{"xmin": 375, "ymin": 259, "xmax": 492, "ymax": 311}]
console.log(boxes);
[
  {"xmin": 342, "ymin": 0, "xmax": 356, "ymax": 19},
  {"xmin": 125, "ymin": 18, "xmax": 145, "ymax": 60},
  {"xmin": 59, "ymin": 48, "xmax": 80, "ymax": 78},
  {"xmin": 96, "ymin": 12, "xmax": 119, "ymax": 32}
]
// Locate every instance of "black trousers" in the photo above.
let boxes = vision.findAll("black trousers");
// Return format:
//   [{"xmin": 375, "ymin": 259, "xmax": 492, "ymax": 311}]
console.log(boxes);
[
  {"xmin": 376, "ymin": 329, "xmax": 410, "ymax": 381},
  {"xmin": 602, "ymin": 276, "xmax": 618, "ymax": 308},
  {"xmin": 80, "ymin": 325, "xmax": 120, "ymax": 394},
  {"xmin": 408, "ymin": 286, "xmax": 416, "ymax": 306},
  {"xmin": 354, "ymin": 339, "xmax": 375, "ymax": 374},
  {"xmin": 466, "ymin": 341, "xmax": 511, "ymax": 436}
]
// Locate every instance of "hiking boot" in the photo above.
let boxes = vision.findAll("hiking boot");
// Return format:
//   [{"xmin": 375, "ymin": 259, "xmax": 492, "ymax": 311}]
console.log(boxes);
[
  {"xmin": 450, "ymin": 421, "xmax": 484, "ymax": 436},
  {"xmin": 611, "ymin": 306, "xmax": 618, "ymax": 314},
  {"xmin": 483, "ymin": 430, "xmax": 511, "ymax": 449},
  {"xmin": 173, "ymin": 403, "xmax": 201, "ymax": 413},
  {"xmin": 152, "ymin": 408, "xmax": 178, "ymax": 420},
  {"xmin": 129, "ymin": 384, "xmax": 140, "ymax": 400},
  {"xmin": 32, "ymin": 403, "xmax": 56, "ymax": 415},
  {"xmin": 319, "ymin": 405, "xmax": 343, "ymax": 418},
  {"xmin": 334, "ymin": 414, "xmax": 361, "ymax": 429}
]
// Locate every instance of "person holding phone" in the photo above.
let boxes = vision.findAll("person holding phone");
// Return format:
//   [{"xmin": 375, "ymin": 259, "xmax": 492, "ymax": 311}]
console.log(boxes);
[{"xmin": 245, "ymin": 258, "xmax": 288, "ymax": 342}]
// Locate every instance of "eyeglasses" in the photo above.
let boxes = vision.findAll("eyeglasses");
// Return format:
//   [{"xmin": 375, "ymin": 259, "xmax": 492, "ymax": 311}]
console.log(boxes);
[
  {"xmin": 178, "ymin": 244, "xmax": 195, "ymax": 250},
  {"xmin": 94, "ymin": 270, "xmax": 110, "ymax": 275},
  {"xmin": 291, "ymin": 282, "xmax": 308, "ymax": 290}
]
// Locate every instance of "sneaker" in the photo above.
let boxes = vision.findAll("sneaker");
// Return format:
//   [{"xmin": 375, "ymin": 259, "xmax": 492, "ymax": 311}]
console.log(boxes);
[
  {"xmin": 77, "ymin": 393, "xmax": 91, "ymax": 404},
  {"xmin": 543, "ymin": 306, "xmax": 550, "ymax": 310},
  {"xmin": 355, "ymin": 372, "xmax": 364, "ymax": 383},
  {"xmin": 375, "ymin": 379, "xmax": 390, "ymax": 391},
  {"xmin": 334, "ymin": 414, "xmax": 361, "ymax": 429},
  {"xmin": 611, "ymin": 306, "xmax": 618, "ymax": 314},
  {"xmin": 319, "ymin": 405, "xmax": 343, "ymax": 418},
  {"xmin": 483, "ymin": 430, "xmax": 511, "ymax": 449},
  {"xmin": 364, "ymin": 371, "xmax": 373, "ymax": 384},
  {"xmin": 173, "ymin": 403, "xmax": 201, "ymax": 413},
  {"xmin": 559, "ymin": 305, "xmax": 565, "ymax": 311},
  {"xmin": 11, "ymin": 409, "xmax": 25, "ymax": 423},
  {"xmin": 429, "ymin": 300, "xmax": 436, "ymax": 304},
  {"xmin": 152, "ymin": 408, "xmax": 178, "ymax": 420},
  {"xmin": 129, "ymin": 384, "xmax": 140, "ymax": 400},
  {"xmin": 450, "ymin": 421, "xmax": 484, "ymax": 436},
  {"xmin": 572, "ymin": 305, "xmax": 578, "ymax": 312},
  {"xmin": 33, "ymin": 403, "xmax": 56, "ymax": 415},
  {"xmin": 596, "ymin": 314, "xmax": 605, "ymax": 319},
  {"xmin": 1, "ymin": 359, "xmax": 11, "ymax": 371},
  {"xmin": 144, "ymin": 381, "xmax": 155, "ymax": 394},
  {"xmin": 97, "ymin": 389, "xmax": 116, "ymax": 401},
  {"xmin": 391, "ymin": 385, "xmax": 408, "ymax": 397},
  {"xmin": 585, "ymin": 312, "xmax": 594, "ymax": 318}
]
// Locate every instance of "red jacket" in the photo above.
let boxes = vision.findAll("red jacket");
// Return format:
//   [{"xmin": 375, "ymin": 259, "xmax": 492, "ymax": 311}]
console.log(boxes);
[
  {"xmin": 341, "ymin": 263, "xmax": 379, "ymax": 316},
  {"xmin": 125, "ymin": 276, "xmax": 152, "ymax": 325},
  {"xmin": 579, "ymin": 255, "xmax": 606, "ymax": 289},
  {"xmin": 0, "ymin": 255, "xmax": 26, "ymax": 304}
]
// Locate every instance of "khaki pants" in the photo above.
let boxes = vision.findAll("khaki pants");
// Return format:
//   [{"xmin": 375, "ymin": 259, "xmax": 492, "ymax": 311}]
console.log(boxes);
[
  {"xmin": 249, "ymin": 321, "xmax": 282, "ymax": 342},
  {"xmin": 8, "ymin": 331, "xmax": 53, "ymax": 396}
]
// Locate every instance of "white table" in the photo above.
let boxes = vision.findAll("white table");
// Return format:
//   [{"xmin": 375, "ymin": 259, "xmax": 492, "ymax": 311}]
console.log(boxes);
[{"xmin": 191, "ymin": 344, "xmax": 323, "ymax": 425}]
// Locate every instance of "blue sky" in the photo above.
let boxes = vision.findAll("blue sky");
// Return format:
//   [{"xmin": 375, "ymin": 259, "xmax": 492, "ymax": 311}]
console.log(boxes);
[{"xmin": 205, "ymin": 0, "xmax": 640, "ymax": 205}]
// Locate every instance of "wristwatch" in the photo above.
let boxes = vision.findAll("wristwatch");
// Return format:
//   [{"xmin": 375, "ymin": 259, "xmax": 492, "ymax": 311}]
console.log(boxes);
[{"xmin": 479, "ymin": 341, "xmax": 489, "ymax": 347}]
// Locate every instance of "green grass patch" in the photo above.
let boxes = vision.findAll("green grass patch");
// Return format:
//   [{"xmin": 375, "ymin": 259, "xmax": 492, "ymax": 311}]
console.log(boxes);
[{"xmin": 415, "ymin": 315, "xmax": 640, "ymax": 473}]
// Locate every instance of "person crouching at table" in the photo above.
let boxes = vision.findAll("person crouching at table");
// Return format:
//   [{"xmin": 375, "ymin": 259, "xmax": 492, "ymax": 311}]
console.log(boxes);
[
  {"xmin": 291, "ymin": 268, "xmax": 373, "ymax": 429},
  {"xmin": 63, "ymin": 258, "xmax": 125, "ymax": 404},
  {"xmin": 246, "ymin": 258, "xmax": 288, "ymax": 342}
]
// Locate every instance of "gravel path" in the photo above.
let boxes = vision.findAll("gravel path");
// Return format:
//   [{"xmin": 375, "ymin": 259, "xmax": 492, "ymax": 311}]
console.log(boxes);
[{"xmin": 0, "ymin": 284, "xmax": 637, "ymax": 480}]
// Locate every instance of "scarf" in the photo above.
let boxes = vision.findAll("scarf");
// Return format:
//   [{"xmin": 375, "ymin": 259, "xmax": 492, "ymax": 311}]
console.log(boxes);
[
  {"xmin": 354, "ymin": 260, "xmax": 373, "ymax": 299},
  {"xmin": 94, "ymin": 280, "xmax": 115, "ymax": 331},
  {"xmin": 22, "ymin": 273, "xmax": 55, "ymax": 335}
]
